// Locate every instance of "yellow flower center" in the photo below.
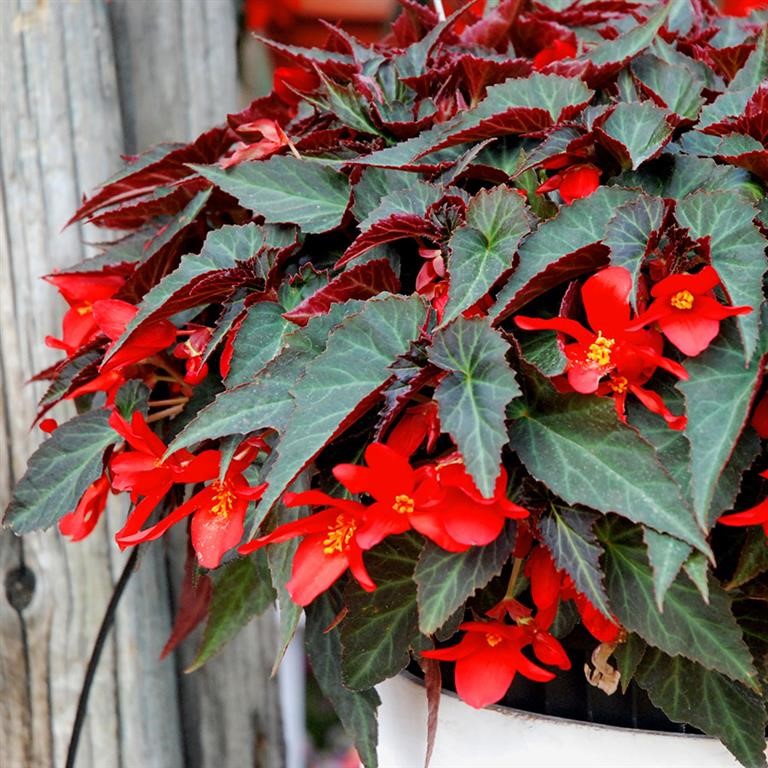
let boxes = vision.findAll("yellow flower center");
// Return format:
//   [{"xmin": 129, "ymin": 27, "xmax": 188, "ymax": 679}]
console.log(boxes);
[
  {"xmin": 323, "ymin": 515, "xmax": 357, "ymax": 555},
  {"xmin": 392, "ymin": 493, "xmax": 415, "ymax": 515},
  {"xmin": 76, "ymin": 301, "xmax": 93, "ymax": 316},
  {"xmin": 670, "ymin": 290, "xmax": 694, "ymax": 310},
  {"xmin": 611, "ymin": 376, "xmax": 628, "ymax": 394},
  {"xmin": 486, "ymin": 633, "xmax": 503, "ymax": 647},
  {"xmin": 586, "ymin": 333, "xmax": 615, "ymax": 367},
  {"xmin": 210, "ymin": 481, "xmax": 236, "ymax": 519}
]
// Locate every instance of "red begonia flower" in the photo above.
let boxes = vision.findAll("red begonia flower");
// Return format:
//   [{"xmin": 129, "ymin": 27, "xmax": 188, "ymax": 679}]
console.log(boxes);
[
  {"xmin": 173, "ymin": 326, "xmax": 212, "ymax": 384},
  {"xmin": 718, "ymin": 470, "xmax": 768, "ymax": 537},
  {"xmin": 516, "ymin": 267, "xmax": 688, "ymax": 395},
  {"xmin": 94, "ymin": 299, "xmax": 177, "ymax": 372},
  {"xmin": 433, "ymin": 457, "xmax": 529, "ymax": 547},
  {"xmin": 533, "ymin": 39, "xmax": 578, "ymax": 70},
  {"xmin": 44, "ymin": 273, "xmax": 125, "ymax": 355},
  {"xmin": 385, "ymin": 401, "xmax": 441, "ymax": 458},
  {"xmin": 486, "ymin": 598, "xmax": 572, "ymax": 670},
  {"xmin": 333, "ymin": 442, "xmax": 467, "ymax": 552},
  {"xmin": 422, "ymin": 620, "xmax": 556, "ymax": 708},
  {"xmin": 58, "ymin": 474, "xmax": 111, "ymax": 542},
  {"xmin": 526, "ymin": 546, "xmax": 621, "ymax": 643},
  {"xmin": 273, "ymin": 66, "xmax": 320, "ymax": 106},
  {"xmin": 239, "ymin": 490, "xmax": 375, "ymax": 605},
  {"xmin": 39, "ymin": 418, "xmax": 59, "ymax": 433},
  {"xmin": 627, "ymin": 266, "xmax": 752, "ymax": 357},
  {"xmin": 109, "ymin": 410, "xmax": 221, "ymax": 542},
  {"xmin": 719, "ymin": 0, "xmax": 768, "ymax": 15},
  {"xmin": 537, "ymin": 164, "xmax": 601, "ymax": 204},
  {"xmin": 119, "ymin": 444, "xmax": 266, "ymax": 568}
]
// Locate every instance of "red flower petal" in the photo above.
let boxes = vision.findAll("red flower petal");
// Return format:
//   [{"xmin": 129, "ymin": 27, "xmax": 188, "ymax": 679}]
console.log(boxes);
[
  {"xmin": 581, "ymin": 267, "xmax": 633, "ymax": 337},
  {"xmin": 286, "ymin": 535, "xmax": 350, "ymax": 606}
]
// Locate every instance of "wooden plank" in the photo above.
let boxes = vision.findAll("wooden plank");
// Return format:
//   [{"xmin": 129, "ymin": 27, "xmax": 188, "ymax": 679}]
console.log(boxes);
[
  {"xmin": 1, "ymin": 0, "xmax": 284, "ymax": 766},
  {"xmin": 1, "ymin": 2, "xmax": 130, "ymax": 766}
]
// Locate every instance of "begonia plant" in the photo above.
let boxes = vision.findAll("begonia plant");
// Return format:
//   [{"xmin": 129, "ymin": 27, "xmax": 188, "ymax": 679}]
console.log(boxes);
[{"xmin": 5, "ymin": 0, "xmax": 768, "ymax": 766}]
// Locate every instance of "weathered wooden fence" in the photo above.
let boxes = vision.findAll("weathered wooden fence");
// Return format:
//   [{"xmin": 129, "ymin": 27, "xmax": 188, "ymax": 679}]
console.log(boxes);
[{"xmin": 0, "ymin": 2, "xmax": 284, "ymax": 766}]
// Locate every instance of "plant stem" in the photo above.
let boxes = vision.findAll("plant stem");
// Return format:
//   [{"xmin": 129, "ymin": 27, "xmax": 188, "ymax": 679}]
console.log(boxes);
[
  {"xmin": 432, "ymin": 0, "xmax": 446, "ymax": 21},
  {"xmin": 504, "ymin": 557, "xmax": 524, "ymax": 601},
  {"xmin": 147, "ymin": 404, "xmax": 184, "ymax": 423},
  {"xmin": 65, "ymin": 547, "xmax": 139, "ymax": 768}
]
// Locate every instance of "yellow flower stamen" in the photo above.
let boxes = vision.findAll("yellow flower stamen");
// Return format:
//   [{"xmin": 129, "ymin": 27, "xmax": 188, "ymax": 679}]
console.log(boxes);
[
  {"xmin": 392, "ymin": 493, "xmax": 415, "ymax": 515},
  {"xmin": 323, "ymin": 515, "xmax": 357, "ymax": 555},
  {"xmin": 670, "ymin": 290, "xmax": 694, "ymax": 310},
  {"xmin": 486, "ymin": 633, "xmax": 503, "ymax": 647},
  {"xmin": 586, "ymin": 333, "xmax": 615, "ymax": 367},
  {"xmin": 210, "ymin": 481, "xmax": 236, "ymax": 518},
  {"xmin": 611, "ymin": 376, "xmax": 628, "ymax": 394}
]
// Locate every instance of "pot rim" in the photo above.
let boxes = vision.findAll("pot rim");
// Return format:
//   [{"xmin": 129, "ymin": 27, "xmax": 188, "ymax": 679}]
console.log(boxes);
[{"xmin": 397, "ymin": 670, "xmax": 718, "ymax": 742}]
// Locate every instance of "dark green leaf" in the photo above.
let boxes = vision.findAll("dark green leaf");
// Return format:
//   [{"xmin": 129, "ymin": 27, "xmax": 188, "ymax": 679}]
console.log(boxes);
[
  {"xmin": 306, "ymin": 594, "xmax": 380, "ymax": 768},
  {"xmin": 358, "ymin": 181, "xmax": 446, "ymax": 232},
  {"xmin": 415, "ymin": 521, "xmax": 516, "ymax": 635},
  {"xmin": 600, "ymin": 520, "xmax": 758, "ymax": 686},
  {"xmin": 255, "ymin": 295, "xmax": 425, "ymax": 522},
  {"xmin": 540, "ymin": 506, "xmax": 611, "ymax": 617},
  {"xmin": 676, "ymin": 193, "xmax": 767, "ymax": 362},
  {"xmin": 728, "ymin": 528, "xmax": 768, "ymax": 591},
  {"xmin": 352, "ymin": 168, "xmax": 416, "ymax": 222},
  {"xmin": 492, "ymin": 188, "xmax": 637, "ymax": 319},
  {"xmin": 442, "ymin": 186, "xmax": 531, "ymax": 326},
  {"xmin": 171, "ymin": 302, "xmax": 364, "ymax": 452},
  {"xmin": 518, "ymin": 329, "xmax": 567, "ymax": 378},
  {"xmin": 341, "ymin": 534, "xmax": 424, "ymax": 690},
  {"xmin": 107, "ymin": 223, "xmax": 281, "ymax": 362},
  {"xmin": 429, "ymin": 317, "xmax": 520, "ymax": 497},
  {"xmin": 632, "ymin": 55, "xmax": 704, "ymax": 119},
  {"xmin": 636, "ymin": 650, "xmax": 767, "ymax": 768},
  {"xmin": 605, "ymin": 195, "xmax": 665, "ymax": 309},
  {"xmin": 683, "ymin": 551, "xmax": 710, "ymax": 604},
  {"xmin": 677, "ymin": 320, "xmax": 765, "ymax": 529},
  {"xmin": 39, "ymin": 349, "xmax": 102, "ymax": 408},
  {"xmin": 643, "ymin": 529, "xmax": 691, "ymax": 612},
  {"xmin": 188, "ymin": 553, "xmax": 276, "ymax": 671},
  {"xmin": 663, "ymin": 154, "xmax": 755, "ymax": 200},
  {"xmin": 226, "ymin": 301, "xmax": 293, "ymax": 386},
  {"xmin": 614, "ymin": 633, "xmax": 646, "ymax": 694},
  {"xmin": 193, "ymin": 156, "xmax": 351, "ymax": 234},
  {"xmin": 508, "ymin": 374, "xmax": 708, "ymax": 552},
  {"xmin": 584, "ymin": 4, "xmax": 671, "ymax": 67},
  {"xmin": 597, "ymin": 102, "xmax": 673, "ymax": 170},
  {"xmin": 4, "ymin": 410, "xmax": 118, "ymax": 533}
]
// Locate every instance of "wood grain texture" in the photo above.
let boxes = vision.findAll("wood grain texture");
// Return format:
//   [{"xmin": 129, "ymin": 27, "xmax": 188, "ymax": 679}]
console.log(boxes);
[{"xmin": 1, "ymin": 1, "xmax": 284, "ymax": 766}]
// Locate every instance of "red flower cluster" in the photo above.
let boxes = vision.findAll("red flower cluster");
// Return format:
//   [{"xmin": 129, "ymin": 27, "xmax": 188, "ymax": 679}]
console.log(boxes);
[
  {"xmin": 240, "ymin": 439, "xmax": 529, "ymax": 606},
  {"xmin": 516, "ymin": 266, "xmax": 750, "ymax": 429}
]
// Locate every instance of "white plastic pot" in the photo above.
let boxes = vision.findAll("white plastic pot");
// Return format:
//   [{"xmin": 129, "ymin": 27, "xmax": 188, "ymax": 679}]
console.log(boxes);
[{"xmin": 377, "ymin": 672, "xmax": 765, "ymax": 768}]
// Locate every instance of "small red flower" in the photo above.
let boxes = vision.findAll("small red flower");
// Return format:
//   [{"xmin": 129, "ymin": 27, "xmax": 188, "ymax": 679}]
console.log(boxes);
[
  {"xmin": 627, "ymin": 266, "xmax": 752, "ymax": 357},
  {"xmin": 44, "ymin": 273, "xmax": 125, "ymax": 355},
  {"xmin": 516, "ymin": 267, "xmax": 688, "ymax": 395},
  {"xmin": 385, "ymin": 401, "xmax": 441, "ymax": 459},
  {"xmin": 433, "ymin": 456, "xmax": 529, "ymax": 547},
  {"xmin": 718, "ymin": 0, "xmax": 768, "ymax": 16},
  {"xmin": 58, "ymin": 474, "xmax": 111, "ymax": 542},
  {"xmin": 239, "ymin": 490, "xmax": 375, "ymax": 605},
  {"xmin": 533, "ymin": 39, "xmax": 578, "ymax": 71},
  {"xmin": 95, "ymin": 299, "xmax": 177, "ymax": 372},
  {"xmin": 421, "ymin": 620, "xmax": 557, "ymax": 709},
  {"xmin": 273, "ymin": 66, "xmax": 320, "ymax": 106},
  {"xmin": 173, "ymin": 326, "xmax": 212, "ymax": 384},
  {"xmin": 526, "ymin": 546, "xmax": 621, "ymax": 644},
  {"xmin": 537, "ymin": 164, "xmax": 601, "ymax": 205},
  {"xmin": 333, "ymin": 442, "xmax": 466, "ymax": 552},
  {"xmin": 718, "ymin": 470, "xmax": 768, "ymax": 537},
  {"xmin": 118, "ymin": 443, "xmax": 266, "ymax": 568},
  {"xmin": 109, "ymin": 410, "xmax": 220, "ymax": 542}
]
